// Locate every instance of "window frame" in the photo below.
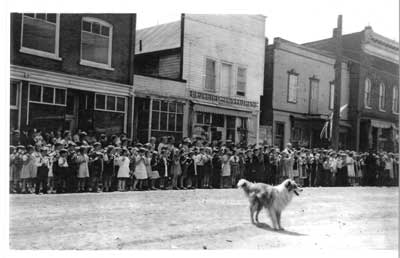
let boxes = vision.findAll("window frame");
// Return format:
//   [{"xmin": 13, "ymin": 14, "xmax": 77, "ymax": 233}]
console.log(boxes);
[
  {"xmin": 10, "ymin": 81, "xmax": 20, "ymax": 110},
  {"xmin": 20, "ymin": 13, "xmax": 61, "ymax": 61},
  {"xmin": 80, "ymin": 17, "xmax": 114, "ymax": 71},
  {"xmin": 236, "ymin": 66, "xmax": 247, "ymax": 97},
  {"xmin": 28, "ymin": 82, "xmax": 67, "ymax": 107},
  {"xmin": 151, "ymin": 99, "xmax": 184, "ymax": 133},
  {"xmin": 378, "ymin": 82, "xmax": 386, "ymax": 112},
  {"xmin": 364, "ymin": 78, "xmax": 372, "ymax": 109},
  {"xmin": 393, "ymin": 86, "xmax": 399, "ymax": 114},
  {"xmin": 287, "ymin": 70, "xmax": 298, "ymax": 104},
  {"xmin": 204, "ymin": 57, "xmax": 217, "ymax": 92},
  {"xmin": 94, "ymin": 93, "xmax": 126, "ymax": 113}
]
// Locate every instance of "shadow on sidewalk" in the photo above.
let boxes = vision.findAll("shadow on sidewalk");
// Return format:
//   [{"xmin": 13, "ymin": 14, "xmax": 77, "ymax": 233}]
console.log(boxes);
[{"xmin": 255, "ymin": 222, "xmax": 307, "ymax": 236}]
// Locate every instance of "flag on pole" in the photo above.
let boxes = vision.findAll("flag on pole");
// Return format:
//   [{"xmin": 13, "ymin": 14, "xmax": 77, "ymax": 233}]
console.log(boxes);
[{"xmin": 320, "ymin": 104, "xmax": 348, "ymax": 140}]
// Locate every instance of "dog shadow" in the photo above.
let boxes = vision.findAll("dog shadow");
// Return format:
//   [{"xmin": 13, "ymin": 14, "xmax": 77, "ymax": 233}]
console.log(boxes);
[{"xmin": 255, "ymin": 222, "xmax": 307, "ymax": 236}]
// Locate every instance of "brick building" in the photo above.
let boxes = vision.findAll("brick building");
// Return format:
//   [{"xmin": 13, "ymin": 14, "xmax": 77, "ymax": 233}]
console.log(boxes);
[
  {"xmin": 304, "ymin": 26, "xmax": 399, "ymax": 152},
  {"xmin": 260, "ymin": 38, "xmax": 350, "ymax": 150},
  {"xmin": 10, "ymin": 13, "xmax": 136, "ymax": 136},
  {"xmin": 134, "ymin": 14, "xmax": 266, "ymax": 145}
]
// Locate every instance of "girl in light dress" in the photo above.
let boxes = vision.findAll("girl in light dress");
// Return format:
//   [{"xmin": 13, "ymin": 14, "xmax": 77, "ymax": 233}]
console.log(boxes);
[
  {"xmin": 133, "ymin": 148, "xmax": 148, "ymax": 190},
  {"xmin": 76, "ymin": 146, "xmax": 90, "ymax": 192},
  {"xmin": 20, "ymin": 145, "xmax": 35, "ymax": 193},
  {"xmin": 346, "ymin": 153, "xmax": 356, "ymax": 186},
  {"xmin": 170, "ymin": 148, "xmax": 182, "ymax": 190},
  {"xmin": 220, "ymin": 149, "xmax": 231, "ymax": 188},
  {"xmin": 116, "ymin": 149, "xmax": 130, "ymax": 191},
  {"xmin": 202, "ymin": 147, "xmax": 213, "ymax": 188}
]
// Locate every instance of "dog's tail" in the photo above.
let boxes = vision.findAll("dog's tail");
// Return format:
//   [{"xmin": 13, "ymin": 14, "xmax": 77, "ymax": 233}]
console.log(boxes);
[{"xmin": 237, "ymin": 179, "xmax": 252, "ymax": 197}]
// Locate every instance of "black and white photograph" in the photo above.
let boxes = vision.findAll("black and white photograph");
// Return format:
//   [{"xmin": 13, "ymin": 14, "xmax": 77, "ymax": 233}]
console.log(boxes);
[{"xmin": 2, "ymin": 0, "xmax": 399, "ymax": 254}]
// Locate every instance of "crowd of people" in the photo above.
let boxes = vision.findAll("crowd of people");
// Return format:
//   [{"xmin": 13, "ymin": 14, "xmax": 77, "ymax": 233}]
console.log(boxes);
[{"xmin": 9, "ymin": 128, "xmax": 399, "ymax": 194}]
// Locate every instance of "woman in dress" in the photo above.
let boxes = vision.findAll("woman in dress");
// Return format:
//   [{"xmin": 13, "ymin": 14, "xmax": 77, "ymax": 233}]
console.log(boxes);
[
  {"xmin": 170, "ymin": 148, "xmax": 182, "ymax": 190},
  {"xmin": 202, "ymin": 147, "xmax": 213, "ymax": 189},
  {"xmin": 76, "ymin": 146, "xmax": 90, "ymax": 192},
  {"xmin": 346, "ymin": 153, "xmax": 356, "ymax": 186},
  {"xmin": 133, "ymin": 148, "xmax": 148, "ymax": 190},
  {"xmin": 116, "ymin": 149, "xmax": 130, "ymax": 191},
  {"xmin": 20, "ymin": 145, "xmax": 35, "ymax": 193},
  {"xmin": 220, "ymin": 149, "xmax": 231, "ymax": 188}
]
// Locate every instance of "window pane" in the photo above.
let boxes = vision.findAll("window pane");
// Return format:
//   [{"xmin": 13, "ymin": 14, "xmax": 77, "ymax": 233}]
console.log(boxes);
[
  {"xmin": 55, "ymin": 88, "xmax": 66, "ymax": 105},
  {"xmin": 36, "ymin": 13, "xmax": 46, "ymax": 20},
  {"xmin": 95, "ymin": 94, "xmax": 105, "ymax": 109},
  {"xmin": 288, "ymin": 74, "xmax": 298, "ymax": 102},
  {"xmin": 177, "ymin": 103, "xmax": 183, "ymax": 113},
  {"xmin": 196, "ymin": 113, "xmax": 203, "ymax": 124},
  {"xmin": 152, "ymin": 100, "xmax": 160, "ymax": 110},
  {"xmin": 205, "ymin": 59, "xmax": 216, "ymax": 91},
  {"xmin": 92, "ymin": 22, "xmax": 100, "ymax": 34},
  {"xmin": 23, "ymin": 16, "xmax": 56, "ymax": 53},
  {"xmin": 10, "ymin": 82, "xmax": 18, "ymax": 106},
  {"xmin": 212, "ymin": 114, "xmax": 224, "ymax": 127},
  {"xmin": 107, "ymin": 96, "xmax": 116, "ymax": 110},
  {"xmin": 168, "ymin": 102, "xmax": 176, "ymax": 112},
  {"xmin": 82, "ymin": 20, "xmax": 91, "ymax": 32},
  {"xmin": 160, "ymin": 112, "xmax": 168, "ymax": 130},
  {"xmin": 176, "ymin": 114, "xmax": 183, "ymax": 132},
  {"xmin": 29, "ymin": 84, "xmax": 41, "ymax": 102},
  {"xmin": 227, "ymin": 116, "xmax": 235, "ymax": 128},
  {"xmin": 204, "ymin": 113, "xmax": 211, "ymax": 124},
  {"xmin": 151, "ymin": 111, "xmax": 159, "ymax": 130},
  {"xmin": 161, "ymin": 100, "xmax": 168, "ymax": 111},
  {"xmin": 237, "ymin": 67, "xmax": 246, "ymax": 96},
  {"xmin": 81, "ymin": 32, "xmax": 109, "ymax": 64},
  {"xmin": 168, "ymin": 113, "xmax": 176, "ymax": 131},
  {"xmin": 46, "ymin": 13, "xmax": 57, "ymax": 23},
  {"xmin": 117, "ymin": 97, "xmax": 125, "ymax": 112},
  {"xmin": 101, "ymin": 26, "xmax": 110, "ymax": 36},
  {"xmin": 42, "ymin": 87, "xmax": 54, "ymax": 103}
]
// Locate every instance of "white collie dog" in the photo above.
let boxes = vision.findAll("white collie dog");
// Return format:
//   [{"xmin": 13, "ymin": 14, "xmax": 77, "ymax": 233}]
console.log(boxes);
[{"xmin": 237, "ymin": 179, "xmax": 302, "ymax": 230}]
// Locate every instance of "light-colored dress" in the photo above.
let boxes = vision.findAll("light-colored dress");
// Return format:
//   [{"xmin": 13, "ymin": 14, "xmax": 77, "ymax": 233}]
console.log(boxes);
[
  {"xmin": 134, "ymin": 156, "xmax": 148, "ymax": 179},
  {"xmin": 21, "ymin": 154, "xmax": 35, "ymax": 179},
  {"xmin": 221, "ymin": 154, "xmax": 231, "ymax": 177},
  {"xmin": 117, "ymin": 156, "xmax": 131, "ymax": 178},
  {"xmin": 346, "ymin": 156, "xmax": 355, "ymax": 177},
  {"xmin": 385, "ymin": 158, "xmax": 394, "ymax": 179},
  {"xmin": 77, "ymin": 154, "xmax": 89, "ymax": 178},
  {"xmin": 171, "ymin": 156, "xmax": 182, "ymax": 176}
]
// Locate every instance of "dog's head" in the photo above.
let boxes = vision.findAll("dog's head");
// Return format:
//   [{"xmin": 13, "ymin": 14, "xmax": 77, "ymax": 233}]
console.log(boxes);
[{"xmin": 285, "ymin": 179, "xmax": 303, "ymax": 196}]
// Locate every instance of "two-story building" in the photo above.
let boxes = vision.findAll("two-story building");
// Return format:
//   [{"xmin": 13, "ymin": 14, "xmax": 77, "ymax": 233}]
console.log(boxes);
[
  {"xmin": 134, "ymin": 14, "xmax": 266, "ymax": 144},
  {"xmin": 10, "ymin": 13, "xmax": 136, "ymax": 136},
  {"xmin": 260, "ymin": 38, "xmax": 350, "ymax": 150},
  {"xmin": 304, "ymin": 26, "xmax": 399, "ymax": 152}
]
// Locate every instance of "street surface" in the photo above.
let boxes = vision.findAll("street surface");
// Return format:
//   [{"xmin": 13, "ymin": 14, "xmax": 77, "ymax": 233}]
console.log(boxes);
[{"xmin": 9, "ymin": 187, "xmax": 398, "ymax": 250}]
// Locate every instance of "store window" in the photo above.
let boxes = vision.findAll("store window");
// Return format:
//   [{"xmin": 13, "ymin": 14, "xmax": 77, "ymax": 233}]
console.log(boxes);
[
  {"xmin": 151, "ymin": 99, "xmax": 183, "ymax": 134},
  {"xmin": 29, "ymin": 83, "xmax": 66, "ymax": 106},
  {"xmin": 95, "ymin": 93, "xmax": 125, "ymax": 113},
  {"xmin": 226, "ymin": 116, "xmax": 236, "ymax": 142}
]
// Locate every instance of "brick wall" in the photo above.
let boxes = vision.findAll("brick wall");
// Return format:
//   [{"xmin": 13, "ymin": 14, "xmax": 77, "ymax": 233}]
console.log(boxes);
[{"xmin": 11, "ymin": 13, "xmax": 135, "ymax": 85}]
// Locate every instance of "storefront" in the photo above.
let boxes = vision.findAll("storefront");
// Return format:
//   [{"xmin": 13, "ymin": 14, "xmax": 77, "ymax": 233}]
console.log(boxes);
[{"xmin": 360, "ymin": 119, "xmax": 399, "ymax": 152}]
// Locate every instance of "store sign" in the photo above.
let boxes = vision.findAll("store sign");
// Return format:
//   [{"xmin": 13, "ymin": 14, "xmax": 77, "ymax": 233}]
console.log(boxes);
[{"xmin": 189, "ymin": 90, "xmax": 258, "ymax": 108}]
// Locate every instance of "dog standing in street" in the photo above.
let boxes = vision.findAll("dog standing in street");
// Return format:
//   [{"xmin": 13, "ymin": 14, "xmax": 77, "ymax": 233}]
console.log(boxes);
[{"xmin": 237, "ymin": 179, "xmax": 302, "ymax": 230}]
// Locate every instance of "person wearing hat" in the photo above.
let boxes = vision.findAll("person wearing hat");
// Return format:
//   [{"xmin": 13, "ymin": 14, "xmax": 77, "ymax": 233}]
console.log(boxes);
[
  {"xmin": 20, "ymin": 145, "xmax": 34, "ymax": 193},
  {"xmin": 157, "ymin": 136, "xmax": 169, "ymax": 153},
  {"xmin": 170, "ymin": 148, "xmax": 182, "ymax": 190},
  {"xmin": 133, "ymin": 147, "xmax": 148, "ymax": 191},
  {"xmin": 76, "ymin": 146, "xmax": 90, "ymax": 192},
  {"xmin": 116, "ymin": 148, "xmax": 130, "ymax": 191},
  {"xmin": 102, "ymin": 146, "xmax": 115, "ymax": 192},
  {"xmin": 66, "ymin": 142, "xmax": 78, "ymax": 193},
  {"xmin": 148, "ymin": 151, "xmax": 160, "ymax": 190},
  {"xmin": 89, "ymin": 142, "xmax": 103, "ymax": 193},
  {"xmin": 35, "ymin": 147, "xmax": 50, "ymax": 194},
  {"xmin": 55, "ymin": 149, "xmax": 69, "ymax": 193},
  {"xmin": 157, "ymin": 149, "xmax": 170, "ymax": 190}
]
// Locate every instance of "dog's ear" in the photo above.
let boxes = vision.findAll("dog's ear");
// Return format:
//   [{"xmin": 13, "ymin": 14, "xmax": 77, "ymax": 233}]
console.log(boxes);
[{"xmin": 286, "ymin": 180, "xmax": 291, "ymax": 188}]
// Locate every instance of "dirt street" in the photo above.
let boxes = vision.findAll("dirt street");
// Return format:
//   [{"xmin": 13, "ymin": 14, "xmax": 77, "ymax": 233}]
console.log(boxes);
[{"xmin": 9, "ymin": 187, "xmax": 398, "ymax": 250}]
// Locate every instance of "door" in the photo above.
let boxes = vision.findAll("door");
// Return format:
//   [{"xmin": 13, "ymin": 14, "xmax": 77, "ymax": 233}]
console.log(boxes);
[
  {"xmin": 65, "ymin": 94, "xmax": 79, "ymax": 132},
  {"xmin": 274, "ymin": 122, "xmax": 285, "ymax": 151},
  {"xmin": 221, "ymin": 63, "xmax": 232, "ymax": 96},
  {"xmin": 309, "ymin": 79, "xmax": 319, "ymax": 114}
]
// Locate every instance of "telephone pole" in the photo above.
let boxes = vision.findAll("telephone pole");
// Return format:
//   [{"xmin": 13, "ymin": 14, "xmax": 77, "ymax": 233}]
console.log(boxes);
[{"xmin": 331, "ymin": 15, "xmax": 343, "ymax": 151}]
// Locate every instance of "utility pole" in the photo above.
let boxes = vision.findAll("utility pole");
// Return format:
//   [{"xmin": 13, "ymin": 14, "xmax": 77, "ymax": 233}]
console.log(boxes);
[{"xmin": 331, "ymin": 15, "xmax": 343, "ymax": 151}]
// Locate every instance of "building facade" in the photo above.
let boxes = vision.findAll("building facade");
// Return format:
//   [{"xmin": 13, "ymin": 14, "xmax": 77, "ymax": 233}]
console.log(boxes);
[
  {"xmin": 10, "ymin": 13, "xmax": 136, "ymax": 136},
  {"xmin": 134, "ymin": 14, "xmax": 266, "ymax": 145},
  {"xmin": 260, "ymin": 38, "xmax": 350, "ymax": 150},
  {"xmin": 304, "ymin": 27, "xmax": 399, "ymax": 152}
]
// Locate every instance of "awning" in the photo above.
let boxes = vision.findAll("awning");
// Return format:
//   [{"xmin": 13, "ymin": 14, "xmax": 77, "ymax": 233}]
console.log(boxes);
[
  {"xmin": 193, "ymin": 104, "xmax": 253, "ymax": 118},
  {"xmin": 371, "ymin": 119, "xmax": 395, "ymax": 129}
]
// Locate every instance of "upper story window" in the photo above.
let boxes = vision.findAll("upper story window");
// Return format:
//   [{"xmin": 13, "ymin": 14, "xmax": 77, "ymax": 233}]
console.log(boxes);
[
  {"xmin": 237, "ymin": 67, "xmax": 247, "ymax": 96},
  {"xmin": 329, "ymin": 82, "xmax": 335, "ymax": 110},
  {"xmin": 287, "ymin": 70, "xmax": 298, "ymax": 103},
  {"xmin": 20, "ymin": 13, "xmax": 61, "ymax": 60},
  {"xmin": 393, "ymin": 86, "xmax": 399, "ymax": 114},
  {"xmin": 364, "ymin": 78, "xmax": 372, "ymax": 109},
  {"xmin": 205, "ymin": 58, "xmax": 216, "ymax": 92},
  {"xmin": 80, "ymin": 17, "xmax": 113, "ymax": 70},
  {"xmin": 379, "ymin": 83, "xmax": 386, "ymax": 111},
  {"xmin": 29, "ymin": 83, "xmax": 66, "ymax": 106}
]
